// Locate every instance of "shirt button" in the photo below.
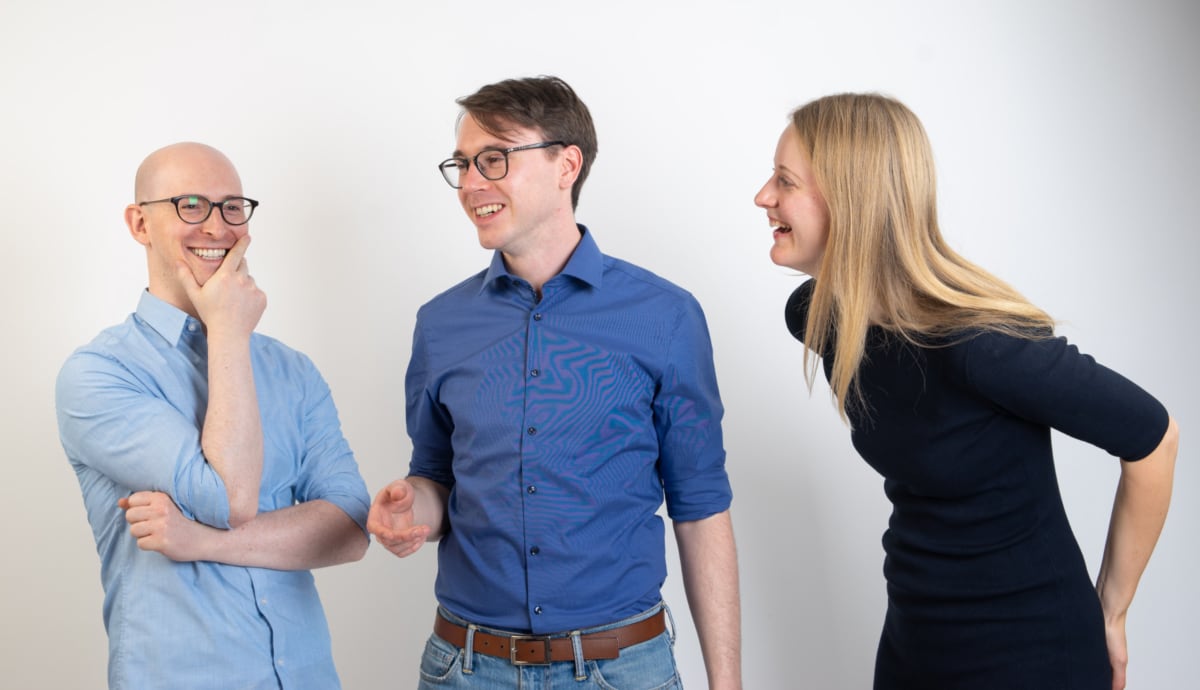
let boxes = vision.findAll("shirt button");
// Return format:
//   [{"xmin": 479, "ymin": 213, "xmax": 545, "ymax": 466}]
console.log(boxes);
[
  {"xmin": 534, "ymin": 606, "xmax": 543, "ymax": 615},
  {"xmin": 527, "ymin": 427, "xmax": 537, "ymax": 435},
  {"xmin": 530, "ymin": 546, "xmax": 540, "ymax": 555},
  {"xmin": 533, "ymin": 313, "xmax": 543, "ymax": 321},
  {"xmin": 260, "ymin": 598, "xmax": 267, "ymax": 606},
  {"xmin": 530, "ymin": 368, "xmax": 540, "ymax": 377},
  {"xmin": 187, "ymin": 323, "xmax": 197, "ymax": 332},
  {"xmin": 527, "ymin": 485, "xmax": 537, "ymax": 494}
]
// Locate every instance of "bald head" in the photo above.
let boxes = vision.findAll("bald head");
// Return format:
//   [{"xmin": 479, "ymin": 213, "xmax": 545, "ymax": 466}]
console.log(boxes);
[{"xmin": 134, "ymin": 142, "xmax": 242, "ymax": 202}]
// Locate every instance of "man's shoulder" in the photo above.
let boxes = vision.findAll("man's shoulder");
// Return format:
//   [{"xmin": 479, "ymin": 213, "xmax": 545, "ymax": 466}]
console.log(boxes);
[
  {"xmin": 417, "ymin": 268, "xmax": 490, "ymax": 314},
  {"xmin": 60, "ymin": 315, "xmax": 141, "ymax": 369},
  {"xmin": 601, "ymin": 254, "xmax": 699, "ymax": 307}
]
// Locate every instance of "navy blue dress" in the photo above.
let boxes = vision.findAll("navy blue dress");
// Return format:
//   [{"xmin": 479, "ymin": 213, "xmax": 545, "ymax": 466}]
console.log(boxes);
[{"xmin": 785, "ymin": 280, "xmax": 1168, "ymax": 689}]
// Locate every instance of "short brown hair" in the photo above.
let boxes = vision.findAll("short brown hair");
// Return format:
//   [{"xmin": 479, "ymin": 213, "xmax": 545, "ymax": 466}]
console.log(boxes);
[{"xmin": 457, "ymin": 76, "xmax": 597, "ymax": 210}]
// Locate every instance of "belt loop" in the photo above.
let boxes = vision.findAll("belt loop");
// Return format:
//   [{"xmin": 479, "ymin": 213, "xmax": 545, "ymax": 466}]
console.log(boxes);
[
  {"xmin": 462, "ymin": 623, "xmax": 477, "ymax": 675},
  {"xmin": 662, "ymin": 602, "xmax": 676, "ymax": 648},
  {"xmin": 569, "ymin": 630, "xmax": 586, "ymax": 680}
]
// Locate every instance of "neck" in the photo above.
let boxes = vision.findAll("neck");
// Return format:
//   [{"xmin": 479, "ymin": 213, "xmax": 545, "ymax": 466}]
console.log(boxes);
[{"xmin": 502, "ymin": 222, "xmax": 582, "ymax": 293}]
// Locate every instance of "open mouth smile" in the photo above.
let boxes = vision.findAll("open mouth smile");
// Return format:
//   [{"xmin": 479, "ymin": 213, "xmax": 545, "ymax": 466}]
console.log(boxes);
[{"xmin": 190, "ymin": 248, "xmax": 228, "ymax": 260}]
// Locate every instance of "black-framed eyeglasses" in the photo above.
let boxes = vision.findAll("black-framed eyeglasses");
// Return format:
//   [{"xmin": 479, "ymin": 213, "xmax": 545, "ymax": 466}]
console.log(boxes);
[
  {"xmin": 138, "ymin": 194, "xmax": 259, "ymax": 225},
  {"xmin": 438, "ymin": 141, "xmax": 567, "ymax": 189}
]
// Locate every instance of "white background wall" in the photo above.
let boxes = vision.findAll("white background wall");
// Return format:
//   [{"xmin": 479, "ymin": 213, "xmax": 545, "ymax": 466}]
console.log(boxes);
[{"xmin": 2, "ymin": 1, "xmax": 1197, "ymax": 687}]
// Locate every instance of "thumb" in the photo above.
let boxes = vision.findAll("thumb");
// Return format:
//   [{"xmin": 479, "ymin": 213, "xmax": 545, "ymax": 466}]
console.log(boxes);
[
  {"xmin": 387, "ymin": 483, "xmax": 406, "ymax": 502},
  {"xmin": 175, "ymin": 260, "xmax": 202, "ymax": 299}
]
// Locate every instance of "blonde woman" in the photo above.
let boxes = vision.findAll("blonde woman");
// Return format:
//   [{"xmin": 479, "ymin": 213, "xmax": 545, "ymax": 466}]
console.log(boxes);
[{"xmin": 755, "ymin": 93, "xmax": 1178, "ymax": 690}]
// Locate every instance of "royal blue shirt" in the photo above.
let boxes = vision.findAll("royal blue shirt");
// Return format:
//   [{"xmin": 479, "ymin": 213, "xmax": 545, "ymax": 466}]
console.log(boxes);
[
  {"xmin": 407, "ymin": 227, "xmax": 732, "ymax": 633},
  {"xmin": 56, "ymin": 291, "xmax": 371, "ymax": 690}
]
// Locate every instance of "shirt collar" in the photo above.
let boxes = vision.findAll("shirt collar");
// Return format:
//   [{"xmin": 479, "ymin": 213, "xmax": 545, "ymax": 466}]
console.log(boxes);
[
  {"xmin": 480, "ymin": 224, "xmax": 604, "ymax": 293},
  {"xmin": 135, "ymin": 290, "xmax": 200, "ymax": 347}
]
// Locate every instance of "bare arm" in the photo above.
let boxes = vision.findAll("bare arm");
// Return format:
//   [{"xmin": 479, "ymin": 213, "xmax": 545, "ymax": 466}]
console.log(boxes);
[
  {"xmin": 366, "ymin": 476, "xmax": 450, "ymax": 558},
  {"xmin": 674, "ymin": 509, "xmax": 742, "ymax": 690},
  {"xmin": 183, "ymin": 236, "xmax": 267, "ymax": 526},
  {"xmin": 1095, "ymin": 415, "xmax": 1179, "ymax": 690},
  {"xmin": 121, "ymin": 491, "xmax": 368, "ymax": 569}
]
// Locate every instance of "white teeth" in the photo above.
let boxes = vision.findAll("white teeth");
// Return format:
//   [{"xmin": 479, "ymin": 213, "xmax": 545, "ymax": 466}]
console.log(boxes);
[
  {"xmin": 770, "ymin": 221, "xmax": 792, "ymax": 231},
  {"xmin": 191, "ymin": 248, "xmax": 227, "ymax": 260},
  {"xmin": 475, "ymin": 203, "xmax": 503, "ymax": 217}
]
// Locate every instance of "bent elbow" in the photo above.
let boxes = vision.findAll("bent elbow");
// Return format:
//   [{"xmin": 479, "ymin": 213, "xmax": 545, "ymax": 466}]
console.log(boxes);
[
  {"xmin": 349, "ymin": 535, "xmax": 370, "ymax": 563},
  {"xmin": 226, "ymin": 501, "xmax": 260, "ymax": 529},
  {"xmin": 1164, "ymin": 416, "xmax": 1180, "ymax": 454}
]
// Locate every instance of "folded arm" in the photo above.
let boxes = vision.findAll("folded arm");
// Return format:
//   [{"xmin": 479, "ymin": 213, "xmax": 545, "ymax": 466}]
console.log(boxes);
[
  {"xmin": 121, "ymin": 491, "xmax": 367, "ymax": 569},
  {"xmin": 184, "ymin": 236, "xmax": 267, "ymax": 526}
]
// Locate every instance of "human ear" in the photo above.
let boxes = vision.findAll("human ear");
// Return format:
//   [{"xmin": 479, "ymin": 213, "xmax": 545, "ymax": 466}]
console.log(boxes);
[
  {"xmin": 558, "ymin": 144, "xmax": 583, "ymax": 190},
  {"xmin": 125, "ymin": 204, "xmax": 151, "ymax": 247}
]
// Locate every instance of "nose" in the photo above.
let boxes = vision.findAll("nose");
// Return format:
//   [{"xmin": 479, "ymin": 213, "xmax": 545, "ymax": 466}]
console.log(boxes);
[
  {"xmin": 200, "ymin": 208, "xmax": 236, "ymax": 236},
  {"xmin": 754, "ymin": 179, "xmax": 774, "ymax": 208},
  {"xmin": 460, "ymin": 161, "xmax": 490, "ymax": 190}
]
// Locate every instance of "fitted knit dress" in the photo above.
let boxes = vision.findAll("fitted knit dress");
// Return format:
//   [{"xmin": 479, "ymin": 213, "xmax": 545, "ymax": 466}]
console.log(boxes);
[{"xmin": 785, "ymin": 279, "xmax": 1169, "ymax": 689}]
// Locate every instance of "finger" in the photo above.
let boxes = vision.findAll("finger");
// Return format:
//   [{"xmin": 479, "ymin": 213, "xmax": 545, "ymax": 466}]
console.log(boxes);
[
  {"xmin": 123, "ymin": 505, "xmax": 156, "ymax": 525},
  {"xmin": 119, "ymin": 491, "xmax": 152, "ymax": 510},
  {"xmin": 129, "ymin": 520, "xmax": 150, "ymax": 538},
  {"xmin": 219, "ymin": 234, "xmax": 252, "ymax": 274},
  {"xmin": 376, "ymin": 525, "xmax": 428, "ymax": 547},
  {"xmin": 135, "ymin": 534, "xmax": 162, "ymax": 552},
  {"xmin": 379, "ymin": 536, "xmax": 425, "ymax": 558}
]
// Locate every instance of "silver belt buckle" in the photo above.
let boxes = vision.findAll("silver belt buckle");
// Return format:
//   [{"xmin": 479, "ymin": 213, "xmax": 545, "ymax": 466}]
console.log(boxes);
[{"xmin": 509, "ymin": 635, "xmax": 552, "ymax": 665}]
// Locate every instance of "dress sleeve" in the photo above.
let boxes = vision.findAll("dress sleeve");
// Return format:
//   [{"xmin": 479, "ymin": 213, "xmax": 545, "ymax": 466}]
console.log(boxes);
[
  {"xmin": 961, "ymin": 331, "xmax": 1169, "ymax": 461},
  {"xmin": 55, "ymin": 349, "xmax": 232, "ymax": 528},
  {"xmin": 291, "ymin": 354, "xmax": 371, "ymax": 533},
  {"xmin": 656, "ymin": 296, "xmax": 732, "ymax": 521},
  {"xmin": 405, "ymin": 311, "xmax": 457, "ymax": 487}
]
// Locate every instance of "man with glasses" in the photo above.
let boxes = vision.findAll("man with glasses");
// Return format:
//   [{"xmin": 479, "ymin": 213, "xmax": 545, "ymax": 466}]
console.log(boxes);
[
  {"xmin": 56, "ymin": 142, "xmax": 371, "ymax": 689},
  {"xmin": 368, "ymin": 76, "xmax": 742, "ymax": 689}
]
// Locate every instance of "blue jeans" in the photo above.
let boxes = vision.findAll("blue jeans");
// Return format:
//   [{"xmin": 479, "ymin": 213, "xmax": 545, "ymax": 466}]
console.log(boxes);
[{"xmin": 417, "ymin": 604, "xmax": 682, "ymax": 689}]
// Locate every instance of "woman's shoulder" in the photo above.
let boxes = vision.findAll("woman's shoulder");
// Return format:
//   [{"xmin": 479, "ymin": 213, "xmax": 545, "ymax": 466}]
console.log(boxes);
[{"xmin": 784, "ymin": 278, "xmax": 816, "ymax": 343}]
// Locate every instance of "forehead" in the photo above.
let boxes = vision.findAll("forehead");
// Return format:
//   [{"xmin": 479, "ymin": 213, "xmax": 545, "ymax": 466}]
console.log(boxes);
[
  {"xmin": 148, "ymin": 149, "xmax": 243, "ymax": 198},
  {"xmin": 455, "ymin": 115, "xmax": 543, "ymax": 153},
  {"xmin": 775, "ymin": 126, "xmax": 814, "ymax": 172}
]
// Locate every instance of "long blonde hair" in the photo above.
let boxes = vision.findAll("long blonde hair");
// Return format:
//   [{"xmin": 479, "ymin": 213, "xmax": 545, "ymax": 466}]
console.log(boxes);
[{"xmin": 793, "ymin": 93, "xmax": 1054, "ymax": 421}]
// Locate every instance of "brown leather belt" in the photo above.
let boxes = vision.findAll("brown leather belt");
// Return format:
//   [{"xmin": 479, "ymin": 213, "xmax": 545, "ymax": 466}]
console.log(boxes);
[{"xmin": 433, "ymin": 610, "xmax": 665, "ymax": 665}]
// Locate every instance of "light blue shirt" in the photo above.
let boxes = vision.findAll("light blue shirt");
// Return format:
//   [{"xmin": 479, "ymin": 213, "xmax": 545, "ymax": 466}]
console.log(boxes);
[
  {"xmin": 56, "ymin": 291, "xmax": 370, "ymax": 690},
  {"xmin": 407, "ymin": 227, "xmax": 732, "ymax": 633}
]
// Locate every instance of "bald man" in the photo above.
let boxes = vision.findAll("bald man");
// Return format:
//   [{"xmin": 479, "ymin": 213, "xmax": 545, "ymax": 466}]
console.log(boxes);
[{"xmin": 56, "ymin": 143, "xmax": 370, "ymax": 690}]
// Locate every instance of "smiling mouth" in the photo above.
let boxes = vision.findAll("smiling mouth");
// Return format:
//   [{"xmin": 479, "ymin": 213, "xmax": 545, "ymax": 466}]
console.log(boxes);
[
  {"xmin": 475, "ymin": 203, "xmax": 503, "ymax": 217},
  {"xmin": 771, "ymin": 221, "xmax": 792, "ymax": 234},
  {"xmin": 191, "ymin": 248, "xmax": 228, "ymax": 260}
]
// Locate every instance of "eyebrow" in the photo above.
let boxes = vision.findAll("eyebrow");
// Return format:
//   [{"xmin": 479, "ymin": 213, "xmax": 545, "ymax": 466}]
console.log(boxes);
[{"xmin": 452, "ymin": 139, "xmax": 522, "ymax": 158}]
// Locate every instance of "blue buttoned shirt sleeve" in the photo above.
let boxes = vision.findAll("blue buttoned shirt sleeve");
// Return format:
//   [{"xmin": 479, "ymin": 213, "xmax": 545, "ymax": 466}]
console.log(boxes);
[
  {"xmin": 56, "ymin": 317, "xmax": 232, "ymax": 528},
  {"xmin": 655, "ymin": 293, "xmax": 731, "ymax": 521},
  {"xmin": 288, "ymin": 352, "xmax": 371, "ymax": 530},
  {"xmin": 405, "ymin": 301, "xmax": 458, "ymax": 488}
]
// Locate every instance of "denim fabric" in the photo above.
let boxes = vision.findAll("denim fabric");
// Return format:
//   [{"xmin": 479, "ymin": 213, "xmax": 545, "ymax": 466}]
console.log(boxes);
[{"xmin": 418, "ymin": 605, "xmax": 682, "ymax": 689}]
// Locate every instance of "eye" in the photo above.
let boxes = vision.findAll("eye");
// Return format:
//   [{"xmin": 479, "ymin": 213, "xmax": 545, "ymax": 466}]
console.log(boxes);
[{"xmin": 481, "ymin": 151, "xmax": 506, "ymax": 168}]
